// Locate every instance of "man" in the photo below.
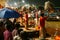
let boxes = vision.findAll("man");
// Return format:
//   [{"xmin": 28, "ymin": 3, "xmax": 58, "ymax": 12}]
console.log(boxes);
[{"xmin": 39, "ymin": 6, "xmax": 50, "ymax": 39}]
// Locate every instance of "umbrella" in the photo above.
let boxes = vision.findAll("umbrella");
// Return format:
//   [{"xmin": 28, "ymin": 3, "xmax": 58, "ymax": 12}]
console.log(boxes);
[{"xmin": 0, "ymin": 8, "xmax": 20, "ymax": 18}]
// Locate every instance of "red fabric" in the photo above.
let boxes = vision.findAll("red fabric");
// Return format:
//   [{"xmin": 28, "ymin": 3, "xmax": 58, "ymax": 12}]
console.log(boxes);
[
  {"xmin": 25, "ymin": 14, "xmax": 28, "ymax": 22},
  {"xmin": 4, "ymin": 30, "xmax": 12, "ymax": 40},
  {"xmin": 55, "ymin": 36, "xmax": 60, "ymax": 40},
  {"xmin": 40, "ymin": 16, "xmax": 46, "ymax": 27},
  {"xmin": 35, "ymin": 13, "xmax": 38, "ymax": 18}
]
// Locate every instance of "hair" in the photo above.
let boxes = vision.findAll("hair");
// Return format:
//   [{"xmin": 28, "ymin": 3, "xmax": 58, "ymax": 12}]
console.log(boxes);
[
  {"xmin": 24, "ymin": 11, "xmax": 28, "ymax": 14},
  {"xmin": 5, "ymin": 24, "xmax": 12, "ymax": 31},
  {"xmin": 0, "ymin": 21, "xmax": 3, "ymax": 26},
  {"xmin": 40, "ymin": 13, "xmax": 44, "ymax": 17},
  {"xmin": 14, "ymin": 22, "xmax": 20, "ymax": 29},
  {"xmin": 17, "ymin": 29, "xmax": 23, "ymax": 35}
]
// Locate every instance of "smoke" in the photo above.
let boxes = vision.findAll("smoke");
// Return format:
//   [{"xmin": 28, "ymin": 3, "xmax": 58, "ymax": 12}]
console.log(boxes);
[{"xmin": 44, "ymin": 1, "xmax": 54, "ymax": 10}]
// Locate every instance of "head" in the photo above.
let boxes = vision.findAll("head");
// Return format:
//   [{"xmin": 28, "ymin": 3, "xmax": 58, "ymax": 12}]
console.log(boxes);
[
  {"xmin": 0, "ymin": 21, "xmax": 3, "ymax": 26},
  {"xmin": 40, "ymin": 13, "xmax": 44, "ymax": 17},
  {"xmin": 5, "ymin": 24, "xmax": 12, "ymax": 31},
  {"xmin": 25, "ymin": 11, "xmax": 28, "ymax": 14},
  {"xmin": 38, "ymin": 6, "xmax": 44, "ymax": 14},
  {"xmin": 14, "ymin": 22, "xmax": 20, "ymax": 29},
  {"xmin": 19, "ymin": 10, "xmax": 23, "ymax": 14}
]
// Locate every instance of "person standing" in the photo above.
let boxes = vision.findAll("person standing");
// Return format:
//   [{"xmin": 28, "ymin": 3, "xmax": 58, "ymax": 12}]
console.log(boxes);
[
  {"xmin": 23, "ymin": 12, "xmax": 28, "ymax": 29},
  {"xmin": 35, "ymin": 10, "xmax": 38, "ymax": 25},
  {"xmin": 39, "ymin": 6, "xmax": 50, "ymax": 39},
  {"xmin": 12, "ymin": 25, "xmax": 18, "ymax": 38},
  {"xmin": 3, "ymin": 24, "xmax": 13, "ymax": 40}
]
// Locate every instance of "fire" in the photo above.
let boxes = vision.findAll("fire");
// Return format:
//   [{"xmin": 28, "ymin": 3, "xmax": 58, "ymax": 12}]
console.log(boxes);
[{"xmin": 55, "ymin": 36, "xmax": 60, "ymax": 40}]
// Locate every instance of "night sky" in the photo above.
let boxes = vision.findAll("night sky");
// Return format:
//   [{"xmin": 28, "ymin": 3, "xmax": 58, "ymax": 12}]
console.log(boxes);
[
  {"xmin": 44, "ymin": 0, "xmax": 60, "ymax": 7},
  {"xmin": 8, "ymin": 0, "xmax": 60, "ymax": 7},
  {"xmin": 25, "ymin": 0, "xmax": 60, "ymax": 7}
]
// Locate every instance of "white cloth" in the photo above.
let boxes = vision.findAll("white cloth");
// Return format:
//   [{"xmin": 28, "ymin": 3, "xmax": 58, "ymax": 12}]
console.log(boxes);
[
  {"xmin": 13, "ymin": 35, "xmax": 21, "ymax": 40},
  {"xmin": 28, "ymin": 14, "xmax": 31, "ymax": 18},
  {"xmin": 34, "ymin": 18, "xmax": 38, "ymax": 25}
]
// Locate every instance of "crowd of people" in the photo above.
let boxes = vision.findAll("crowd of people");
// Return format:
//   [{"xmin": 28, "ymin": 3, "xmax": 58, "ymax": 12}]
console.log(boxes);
[{"xmin": 0, "ymin": 1, "xmax": 60, "ymax": 40}]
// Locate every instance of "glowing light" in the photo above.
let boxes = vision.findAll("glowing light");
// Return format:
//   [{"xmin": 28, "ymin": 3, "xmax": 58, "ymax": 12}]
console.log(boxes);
[
  {"xmin": 22, "ymin": 0, "xmax": 25, "ymax": 3},
  {"xmin": 14, "ymin": 2, "xmax": 17, "ymax": 5},
  {"xmin": 56, "ymin": 16, "xmax": 59, "ymax": 19}
]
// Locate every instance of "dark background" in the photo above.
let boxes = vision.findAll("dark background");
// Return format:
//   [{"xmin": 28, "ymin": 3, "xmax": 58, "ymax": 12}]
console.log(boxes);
[
  {"xmin": 25, "ymin": 0, "xmax": 60, "ymax": 7},
  {"xmin": 8, "ymin": 0, "xmax": 60, "ymax": 7}
]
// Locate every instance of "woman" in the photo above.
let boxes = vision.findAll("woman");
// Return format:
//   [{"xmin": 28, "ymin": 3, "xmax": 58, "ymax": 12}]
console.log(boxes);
[{"xmin": 3, "ymin": 24, "xmax": 13, "ymax": 40}]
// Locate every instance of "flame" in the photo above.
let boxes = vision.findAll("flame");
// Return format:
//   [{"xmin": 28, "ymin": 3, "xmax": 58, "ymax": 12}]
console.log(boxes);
[{"xmin": 55, "ymin": 36, "xmax": 60, "ymax": 40}]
